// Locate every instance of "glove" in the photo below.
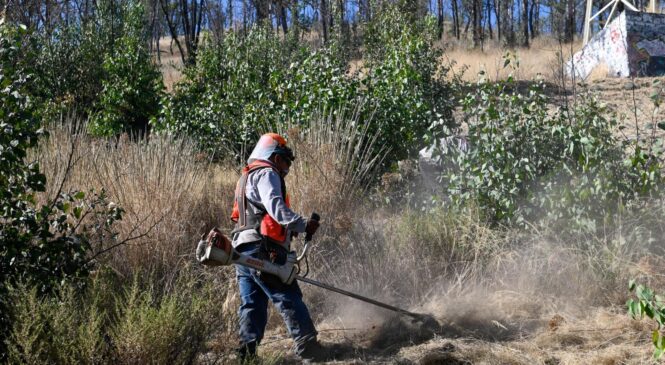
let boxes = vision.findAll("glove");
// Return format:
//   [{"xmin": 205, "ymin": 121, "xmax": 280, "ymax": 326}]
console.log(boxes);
[{"xmin": 305, "ymin": 219, "xmax": 320, "ymax": 238}]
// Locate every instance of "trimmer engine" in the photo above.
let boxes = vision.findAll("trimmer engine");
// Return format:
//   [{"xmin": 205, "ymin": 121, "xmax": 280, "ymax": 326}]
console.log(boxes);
[{"xmin": 196, "ymin": 227, "xmax": 300, "ymax": 284}]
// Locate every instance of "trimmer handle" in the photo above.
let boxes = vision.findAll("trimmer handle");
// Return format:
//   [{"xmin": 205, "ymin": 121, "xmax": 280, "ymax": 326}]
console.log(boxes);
[
  {"xmin": 305, "ymin": 212, "xmax": 320, "ymax": 242},
  {"xmin": 298, "ymin": 212, "xmax": 320, "ymax": 263}
]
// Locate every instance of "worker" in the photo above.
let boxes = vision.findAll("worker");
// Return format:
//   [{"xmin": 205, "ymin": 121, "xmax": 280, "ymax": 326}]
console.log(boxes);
[{"xmin": 230, "ymin": 133, "xmax": 329, "ymax": 363}]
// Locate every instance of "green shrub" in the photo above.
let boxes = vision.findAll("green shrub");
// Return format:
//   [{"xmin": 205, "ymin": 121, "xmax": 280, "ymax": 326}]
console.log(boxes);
[
  {"xmin": 362, "ymin": 4, "xmax": 455, "ymax": 161},
  {"xmin": 153, "ymin": 27, "xmax": 343, "ymax": 159},
  {"xmin": 35, "ymin": 23, "xmax": 105, "ymax": 118},
  {"xmin": 32, "ymin": 0, "xmax": 160, "ymax": 129},
  {"xmin": 442, "ymin": 72, "xmax": 661, "ymax": 232},
  {"xmin": 112, "ymin": 279, "xmax": 208, "ymax": 364},
  {"xmin": 155, "ymin": 8, "xmax": 455, "ymax": 164},
  {"xmin": 7, "ymin": 282, "xmax": 113, "ymax": 364},
  {"xmin": 627, "ymin": 281, "xmax": 665, "ymax": 359},
  {"xmin": 0, "ymin": 20, "xmax": 123, "ymax": 358},
  {"xmin": 6, "ymin": 269, "xmax": 224, "ymax": 364},
  {"xmin": 88, "ymin": 1, "xmax": 163, "ymax": 137}
]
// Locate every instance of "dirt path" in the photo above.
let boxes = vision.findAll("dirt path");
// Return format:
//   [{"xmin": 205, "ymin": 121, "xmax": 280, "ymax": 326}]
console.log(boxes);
[
  {"xmin": 250, "ymin": 306, "xmax": 655, "ymax": 364},
  {"xmin": 205, "ymin": 289, "xmax": 656, "ymax": 364}
]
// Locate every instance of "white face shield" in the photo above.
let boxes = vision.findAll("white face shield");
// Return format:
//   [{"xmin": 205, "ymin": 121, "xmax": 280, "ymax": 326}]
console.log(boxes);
[{"xmin": 248, "ymin": 133, "xmax": 294, "ymax": 164}]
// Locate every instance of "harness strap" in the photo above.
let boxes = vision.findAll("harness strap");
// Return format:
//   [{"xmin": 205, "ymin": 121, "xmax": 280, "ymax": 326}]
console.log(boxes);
[{"xmin": 231, "ymin": 163, "xmax": 281, "ymax": 235}]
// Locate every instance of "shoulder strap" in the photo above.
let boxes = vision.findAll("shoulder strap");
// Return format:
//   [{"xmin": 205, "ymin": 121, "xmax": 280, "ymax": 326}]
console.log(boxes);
[{"xmin": 232, "ymin": 162, "xmax": 278, "ymax": 234}]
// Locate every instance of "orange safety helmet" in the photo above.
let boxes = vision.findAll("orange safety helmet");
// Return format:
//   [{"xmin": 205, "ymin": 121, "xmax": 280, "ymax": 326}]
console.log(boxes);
[{"xmin": 247, "ymin": 133, "xmax": 294, "ymax": 164}]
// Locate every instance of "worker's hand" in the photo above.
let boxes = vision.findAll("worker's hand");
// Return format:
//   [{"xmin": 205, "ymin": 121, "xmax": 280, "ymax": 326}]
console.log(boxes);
[{"xmin": 305, "ymin": 219, "xmax": 320, "ymax": 238}]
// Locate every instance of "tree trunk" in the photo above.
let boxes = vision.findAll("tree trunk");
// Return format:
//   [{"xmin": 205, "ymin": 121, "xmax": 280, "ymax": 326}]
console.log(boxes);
[
  {"xmin": 522, "ymin": 0, "xmax": 529, "ymax": 47},
  {"xmin": 279, "ymin": 1, "xmax": 288, "ymax": 33},
  {"xmin": 437, "ymin": 0, "xmax": 444, "ymax": 39},
  {"xmin": 159, "ymin": 0, "xmax": 188, "ymax": 65},
  {"xmin": 507, "ymin": 0, "xmax": 516, "ymax": 46},
  {"xmin": 451, "ymin": 0, "xmax": 460, "ymax": 39},
  {"xmin": 494, "ymin": 0, "xmax": 501, "ymax": 42},
  {"xmin": 472, "ymin": 0, "xmax": 483, "ymax": 48},
  {"xmin": 242, "ymin": 0, "xmax": 248, "ymax": 33},
  {"xmin": 254, "ymin": 0, "xmax": 269, "ymax": 23},
  {"xmin": 228, "ymin": 0, "xmax": 233, "ymax": 29},
  {"xmin": 529, "ymin": 0, "xmax": 539, "ymax": 38},
  {"xmin": 320, "ymin": 0, "xmax": 329, "ymax": 43},
  {"xmin": 486, "ymin": 0, "xmax": 493, "ymax": 40},
  {"xmin": 290, "ymin": 1, "xmax": 300, "ymax": 38},
  {"xmin": 564, "ymin": 0, "xmax": 575, "ymax": 42}
]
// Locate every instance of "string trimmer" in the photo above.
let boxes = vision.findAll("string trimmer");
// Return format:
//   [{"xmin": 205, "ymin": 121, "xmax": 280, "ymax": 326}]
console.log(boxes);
[{"xmin": 196, "ymin": 213, "xmax": 438, "ymax": 328}]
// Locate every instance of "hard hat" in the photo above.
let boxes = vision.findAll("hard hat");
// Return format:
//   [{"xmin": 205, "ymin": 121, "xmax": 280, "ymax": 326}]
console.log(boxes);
[{"xmin": 248, "ymin": 133, "xmax": 295, "ymax": 164}]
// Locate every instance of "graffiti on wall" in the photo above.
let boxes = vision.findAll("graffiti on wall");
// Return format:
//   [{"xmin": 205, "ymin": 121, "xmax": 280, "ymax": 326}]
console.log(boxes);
[
  {"xmin": 569, "ymin": 10, "xmax": 665, "ymax": 79},
  {"xmin": 567, "ymin": 12, "xmax": 629, "ymax": 79},
  {"xmin": 626, "ymin": 12, "xmax": 665, "ymax": 76}
]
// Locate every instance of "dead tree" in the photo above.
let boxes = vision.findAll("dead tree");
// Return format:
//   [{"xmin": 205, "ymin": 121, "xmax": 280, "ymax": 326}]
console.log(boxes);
[{"xmin": 158, "ymin": 0, "xmax": 205, "ymax": 65}]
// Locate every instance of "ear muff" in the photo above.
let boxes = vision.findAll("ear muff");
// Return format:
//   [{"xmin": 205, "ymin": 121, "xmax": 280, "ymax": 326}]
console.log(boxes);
[{"xmin": 274, "ymin": 145, "xmax": 295, "ymax": 162}]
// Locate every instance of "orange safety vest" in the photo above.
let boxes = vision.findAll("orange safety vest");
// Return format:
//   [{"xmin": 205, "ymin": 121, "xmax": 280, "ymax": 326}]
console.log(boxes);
[{"xmin": 231, "ymin": 160, "xmax": 291, "ymax": 245}]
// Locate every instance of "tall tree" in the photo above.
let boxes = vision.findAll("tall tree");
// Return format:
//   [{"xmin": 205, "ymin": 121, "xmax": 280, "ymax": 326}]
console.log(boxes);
[
  {"xmin": 494, "ymin": 0, "xmax": 501, "ymax": 41},
  {"xmin": 252, "ymin": 0, "xmax": 269, "ymax": 22},
  {"xmin": 320, "ymin": 0, "xmax": 329, "ymax": 43},
  {"xmin": 564, "ymin": 0, "xmax": 575, "ymax": 42},
  {"xmin": 437, "ymin": 0, "xmax": 444, "ymax": 39},
  {"xmin": 159, "ymin": 0, "xmax": 205, "ymax": 64},
  {"xmin": 522, "ymin": 0, "xmax": 529, "ymax": 47},
  {"xmin": 228, "ymin": 0, "xmax": 234, "ymax": 29},
  {"xmin": 529, "ymin": 0, "xmax": 539, "ymax": 38},
  {"xmin": 472, "ymin": 0, "xmax": 482, "ymax": 48},
  {"xmin": 451, "ymin": 0, "xmax": 460, "ymax": 39}
]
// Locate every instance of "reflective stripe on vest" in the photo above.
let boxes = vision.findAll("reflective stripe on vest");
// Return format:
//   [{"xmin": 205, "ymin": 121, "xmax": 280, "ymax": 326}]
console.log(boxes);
[{"xmin": 230, "ymin": 160, "xmax": 290, "ymax": 245}]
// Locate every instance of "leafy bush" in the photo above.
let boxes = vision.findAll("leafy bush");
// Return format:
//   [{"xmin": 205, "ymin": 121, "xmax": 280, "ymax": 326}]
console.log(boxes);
[
  {"xmin": 155, "ymin": 7, "xmax": 455, "ymax": 164},
  {"xmin": 32, "ymin": 0, "xmax": 161, "ymax": 132},
  {"xmin": 0, "ymin": 20, "xmax": 122, "ymax": 358},
  {"xmin": 441, "ymin": 72, "xmax": 661, "ymax": 231},
  {"xmin": 627, "ymin": 281, "xmax": 665, "ymax": 359},
  {"xmin": 33, "ymin": 0, "xmax": 120, "ymax": 116},
  {"xmin": 362, "ymin": 4, "xmax": 455, "ymax": 161},
  {"xmin": 154, "ymin": 27, "xmax": 350, "ymax": 159},
  {"xmin": 88, "ymin": 1, "xmax": 163, "ymax": 137}
]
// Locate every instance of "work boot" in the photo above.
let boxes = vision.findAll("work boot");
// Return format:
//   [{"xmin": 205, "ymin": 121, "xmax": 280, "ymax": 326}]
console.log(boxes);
[
  {"xmin": 236, "ymin": 341, "xmax": 258, "ymax": 364},
  {"xmin": 298, "ymin": 340, "xmax": 335, "ymax": 363}
]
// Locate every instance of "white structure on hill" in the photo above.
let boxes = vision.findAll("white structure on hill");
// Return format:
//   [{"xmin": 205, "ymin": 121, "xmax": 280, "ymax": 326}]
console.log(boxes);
[{"xmin": 569, "ymin": 1, "xmax": 665, "ymax": 79}]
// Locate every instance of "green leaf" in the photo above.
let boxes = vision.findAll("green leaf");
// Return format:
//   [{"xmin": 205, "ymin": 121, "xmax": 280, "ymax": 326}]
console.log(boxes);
[
  {"xmin": 74, "ymin": 191, "xmax": 85, "ymax": 200},
  {"xmin": 658, "ymin": 122, "xmax": 665, "ymax": 131},
  {"xmin": 629, "ymin": 280, "xmax": 636, "ymax": 291},
  {"xmin": 646, "ymin": 304, "xmax": 656, "ymax": 319}
]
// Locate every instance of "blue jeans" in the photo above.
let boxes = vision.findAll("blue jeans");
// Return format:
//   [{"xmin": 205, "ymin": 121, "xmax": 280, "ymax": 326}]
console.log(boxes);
[{"xmin": 235, "ymin": 243, "xmax": 318, "ymax": 355}]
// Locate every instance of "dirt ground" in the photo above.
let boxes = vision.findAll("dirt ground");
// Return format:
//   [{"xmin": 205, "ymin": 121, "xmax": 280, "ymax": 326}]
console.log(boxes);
[{"xmin": 208, "ymin": 293, "xmax": 657, "ymax": 364}]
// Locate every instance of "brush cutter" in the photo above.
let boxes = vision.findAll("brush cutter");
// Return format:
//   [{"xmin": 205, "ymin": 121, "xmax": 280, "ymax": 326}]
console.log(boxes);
[{"xmin": 196, "ymin": 213, "xmax": 438, "ymax": 328}]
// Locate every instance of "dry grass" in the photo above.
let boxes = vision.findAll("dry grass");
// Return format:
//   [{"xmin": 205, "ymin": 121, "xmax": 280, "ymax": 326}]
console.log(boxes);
[
  {"xmin": 443, "ymin": 37, "xmax": 583, "ymax": 83},
  {"xmin": 30, "ymin": 116, "xmax": 665, "ymax": 363},
  {"xmin": 33, "ymin": 122, "xmax": 236, "ymax": 277},
  {"xmin": 153, "ymin": 37, "xmax": 184, "ymax": 91},
  {"xmin": 284, "ymin": 110, "xmax": 384, "ymax": 233}
]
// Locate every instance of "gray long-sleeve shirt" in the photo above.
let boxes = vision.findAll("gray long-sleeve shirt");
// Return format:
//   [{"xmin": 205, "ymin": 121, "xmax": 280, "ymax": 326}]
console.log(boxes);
[{"xmin": 232, "ymin": 167, "xmax": 308, "ymax": 248}]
